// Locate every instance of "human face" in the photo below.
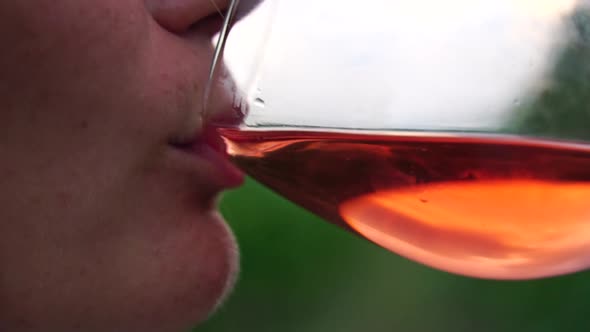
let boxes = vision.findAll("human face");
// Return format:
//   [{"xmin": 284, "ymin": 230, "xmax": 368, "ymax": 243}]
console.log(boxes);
[{"xmin": 0, "ymin": 1, "xmax": 245, "ymax": 331}]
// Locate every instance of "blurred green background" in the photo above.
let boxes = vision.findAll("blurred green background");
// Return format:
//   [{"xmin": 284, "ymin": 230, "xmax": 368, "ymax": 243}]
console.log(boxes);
[
  {"xmin": 197, "ymin": 7, "xmax": 590, "ymax": 332},
  {"xmin": 197, "ymin": 179, "xmax": 590, "ymax": 332}
]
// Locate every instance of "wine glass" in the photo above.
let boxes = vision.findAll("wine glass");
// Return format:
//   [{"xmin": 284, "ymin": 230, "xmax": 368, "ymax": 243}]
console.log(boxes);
[{"xmin": 208, "ymin": 0, "xmax": 590, "ymax": 280}]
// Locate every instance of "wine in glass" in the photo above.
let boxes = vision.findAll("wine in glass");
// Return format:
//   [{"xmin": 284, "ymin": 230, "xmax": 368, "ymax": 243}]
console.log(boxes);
[{"xmin": 210, "ymin": 0, "xmax": 590, "ymax": 280}]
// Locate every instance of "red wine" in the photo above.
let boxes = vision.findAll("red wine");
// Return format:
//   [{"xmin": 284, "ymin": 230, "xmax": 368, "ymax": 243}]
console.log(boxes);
[{"xmin": 220, "ymin": 128, "xmax": 590, "ymax": 280}]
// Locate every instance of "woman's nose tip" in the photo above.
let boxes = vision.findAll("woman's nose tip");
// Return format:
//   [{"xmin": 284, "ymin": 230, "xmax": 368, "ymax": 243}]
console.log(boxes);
[{"xmin": 146, "ymin": 0, "xmax": 229, "ymax": 33}]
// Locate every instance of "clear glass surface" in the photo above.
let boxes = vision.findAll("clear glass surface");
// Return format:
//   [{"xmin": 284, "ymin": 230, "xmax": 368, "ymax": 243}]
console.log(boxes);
[{"xmin": 210, "ymin": 0, "xmax": 590, "ymax": 280}]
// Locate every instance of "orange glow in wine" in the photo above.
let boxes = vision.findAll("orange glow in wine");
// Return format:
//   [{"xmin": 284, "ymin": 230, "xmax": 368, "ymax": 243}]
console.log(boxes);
[{"xmin": 221, "ymin": 128, "xmax": 590, "ymax": 279}]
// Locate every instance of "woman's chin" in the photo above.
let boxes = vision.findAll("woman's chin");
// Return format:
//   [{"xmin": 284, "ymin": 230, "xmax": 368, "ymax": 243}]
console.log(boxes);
[
  {"xmin": 202, "ymin": 211, "xmax": 240, "ymax": 314},
  {"xmin": 189, "ymin": 211, "xmax": 240, "ymax": 324},
  {"xmin": 145, "ymin": 210, "xmax": 240, "ymax": 332}
]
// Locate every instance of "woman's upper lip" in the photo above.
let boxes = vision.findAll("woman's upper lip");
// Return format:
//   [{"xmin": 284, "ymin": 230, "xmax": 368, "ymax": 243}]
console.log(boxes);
[
  {"xmin": 206, "ymin": 103, "xmax": 246, "ymax": 129},
  {"xmin": 170, "ymin": 123, "xmax": 233, "ymax": 157},
  {"xmin": 168, "ymin": 102, "xmax": 246, "ymax": 186},
  {"xmin": 198, "ymin": 125, "xmax": 230, "ymax": 155},
  {"xmin": 170, "ymin": 101, "xmax": 245, "ymax": 145},
  {"xmin": 169, "ymin": 121, "xmax": 244, "ymax": 189}
]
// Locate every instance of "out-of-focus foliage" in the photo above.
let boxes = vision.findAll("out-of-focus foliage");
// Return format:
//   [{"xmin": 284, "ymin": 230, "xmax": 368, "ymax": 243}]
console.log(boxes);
[
  {"xmin": 509, "ymin": 7, "xmax": 590, "ymax": 140},
  {"xmin": 197, "ymin": 6, "xmax": 590, "ymax": 332},
  {"xmin": 196, "ymin": 181, "xmax": 590, "ymax": 332}
]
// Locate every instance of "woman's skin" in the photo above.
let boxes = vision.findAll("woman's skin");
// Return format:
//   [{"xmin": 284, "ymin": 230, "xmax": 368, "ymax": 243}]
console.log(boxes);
[{"xmin": 0, "ymin": 1, "xmax": 248, "ymax": 331}]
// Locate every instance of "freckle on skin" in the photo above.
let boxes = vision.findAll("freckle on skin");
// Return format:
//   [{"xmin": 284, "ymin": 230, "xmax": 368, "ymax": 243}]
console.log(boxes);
[{"xmin": 80, "ymin": 120, "xmax": 89, "ymax": 129}]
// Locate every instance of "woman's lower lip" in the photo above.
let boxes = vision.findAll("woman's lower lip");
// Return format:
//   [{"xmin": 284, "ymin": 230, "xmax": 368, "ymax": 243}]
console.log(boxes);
[{"xmin": 180, "ymin": 141, "xmax": 245, "ymax": 189}]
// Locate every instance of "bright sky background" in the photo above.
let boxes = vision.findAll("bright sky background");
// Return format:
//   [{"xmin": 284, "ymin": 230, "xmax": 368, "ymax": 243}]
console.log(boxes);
[{"xmin": 223, "ymin": 0, "xmax": 582, "ymax": 131}]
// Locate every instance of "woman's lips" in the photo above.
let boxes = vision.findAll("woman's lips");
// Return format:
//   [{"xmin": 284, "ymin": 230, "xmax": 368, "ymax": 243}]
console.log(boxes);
[
  {"xmin": 168, "ymin": 72, "xmax": 247, "ymax": 190},
  {"xmin": 170, "ymin": 126, "xmax": 244, "ymax": 189}
]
